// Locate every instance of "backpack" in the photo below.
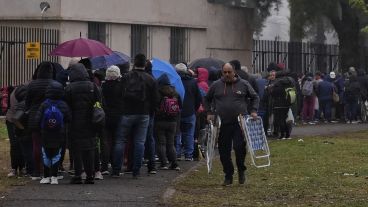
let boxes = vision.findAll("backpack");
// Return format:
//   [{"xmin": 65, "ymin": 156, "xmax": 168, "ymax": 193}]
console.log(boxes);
[
  {"xmin": 302, "ymin": 80, "xmax": 314, "ymax": 96},
  {"xmin": 159, "ymin": 96, "xmax": 180, "ymax": 117},
  {"xmin": 285, "ymin": 87, "xmax": 297, "ymax": 105},
  {"xmin": 41, "ymin": 99, "xmax": 64, "ymax": 131},
  {"xmin": 123, "ymin": 71, "xmax": 146, "ymax": 102}
]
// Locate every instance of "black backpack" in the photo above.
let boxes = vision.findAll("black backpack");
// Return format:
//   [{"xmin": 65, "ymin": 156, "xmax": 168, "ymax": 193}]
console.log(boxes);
[{"xmin": 123, "ymin": 70, "xmax": 146, "ymax": 102}]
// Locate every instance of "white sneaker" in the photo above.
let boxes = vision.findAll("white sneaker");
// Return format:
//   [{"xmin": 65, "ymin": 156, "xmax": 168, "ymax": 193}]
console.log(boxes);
[
  {"xmin": 50, "ymin": 176, "xmax": 58, "ymax": 185},
  {"xmin": 40, "ymin": 177, "xmax": 51, "ymax": 184},
  {"xmin": 94, "ymin": 171, "xmax": 104, "ymax": 180},
  {"xmin": 31, "ymin": 176, "xmax": 42, "ymax": 181},
  {"xmin": 351, "ymin": 121, "xmax": 359, "ymax": 124},
  {"xmin": 81, "ymin": 172, "xmax": 87, "ymax": 180},
  {"xmin": 7, "ymin": 169, "xmax": 16, "ymax": 177}
]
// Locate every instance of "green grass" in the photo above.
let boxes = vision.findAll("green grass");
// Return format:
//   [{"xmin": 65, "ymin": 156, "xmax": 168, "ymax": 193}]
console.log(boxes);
[{"xmin": 170, "ymin": 131, "xmax": 368, "ymax": 207}]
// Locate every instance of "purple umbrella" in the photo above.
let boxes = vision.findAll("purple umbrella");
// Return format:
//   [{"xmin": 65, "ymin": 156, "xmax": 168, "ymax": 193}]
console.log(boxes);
[{"xmin": 49, "ymin": 38, "xmax": 113, "ymax": 57}]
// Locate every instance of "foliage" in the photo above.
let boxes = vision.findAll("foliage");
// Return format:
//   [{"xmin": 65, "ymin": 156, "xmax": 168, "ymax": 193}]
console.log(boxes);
[
  {"xmin": 169, "ymin": 131, "xmax": 368, "ymax": 206},
  {"xmin": 349, "ymin": 0, "xmax": 368, "ymax": 32}
]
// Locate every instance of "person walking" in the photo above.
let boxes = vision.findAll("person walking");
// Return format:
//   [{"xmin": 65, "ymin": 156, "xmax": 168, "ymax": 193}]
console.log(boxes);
[{"xmin": 204, "ymin": 62, "xmax": 259, "ymax": 186}]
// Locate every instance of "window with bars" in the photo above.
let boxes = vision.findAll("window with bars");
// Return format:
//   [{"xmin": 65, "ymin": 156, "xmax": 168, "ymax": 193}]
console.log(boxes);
[
  {"xmin": 88, "ymin": 22, "xmax": 106, "ymax": 43},
  {"xmin": 170, "ymin": 27, "xmax": 189, "ymax": 64},
  {"xmin": 131, "ymin": 25, "xmax": 148, "ymax": 59}
]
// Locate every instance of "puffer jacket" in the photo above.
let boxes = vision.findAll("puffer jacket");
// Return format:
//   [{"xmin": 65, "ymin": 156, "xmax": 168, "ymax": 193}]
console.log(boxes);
[
  {"xmin": 197, "ymin": 68, "xmax": 209, "ymax": 93},
  {"xmin": 65, "ymin": 63, "xmax": 101, "ymax": 150},
  {"xmin": 35, "ymin": 82, "xmax": 71, "ymax": 148},
  {"xmin": 25, "ymin": 62, "xmax": 57, "ymax": 130}
]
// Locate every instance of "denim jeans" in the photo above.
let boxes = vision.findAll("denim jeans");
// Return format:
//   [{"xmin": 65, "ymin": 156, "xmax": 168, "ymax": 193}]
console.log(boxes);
[
  {"xmin": 113, "ymin": 115, "xmax": 150, "ymax": 175},
  {"xmin": 318, "ymin": 99, "xmax": 332, "ymax": 121},
  {"xmin": 175, "ymin": 114, "xmax": 196, "ymax": 159}
]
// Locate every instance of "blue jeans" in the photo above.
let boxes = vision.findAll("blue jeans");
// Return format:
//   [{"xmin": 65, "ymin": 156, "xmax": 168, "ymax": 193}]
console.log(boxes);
[
  {"xmin": 318, "ymin": 99, "xmax": 332, "ymax": 121},
  {"xmin": 113, "ymin": 115, "xmax": 150, "ymax": 175},
  {"xmin": 175, "ymin": 114, "xmax": 196, "ymax": 159}
]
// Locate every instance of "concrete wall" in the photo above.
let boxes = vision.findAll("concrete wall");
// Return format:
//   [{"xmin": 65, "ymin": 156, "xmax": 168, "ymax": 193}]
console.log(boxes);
[
  {"xmin": 206, "ymin": 3, "xmax": 254, "ymax": 67},
  {"xmin": 150, "ymin": 26, "xmax": 170, "ymax": 61}
]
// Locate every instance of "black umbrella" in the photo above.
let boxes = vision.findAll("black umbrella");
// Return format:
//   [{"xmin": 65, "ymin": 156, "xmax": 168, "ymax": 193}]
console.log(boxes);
[{"xmin": 188, "ymin": 57, "xmax": 225, "ymax": 70}]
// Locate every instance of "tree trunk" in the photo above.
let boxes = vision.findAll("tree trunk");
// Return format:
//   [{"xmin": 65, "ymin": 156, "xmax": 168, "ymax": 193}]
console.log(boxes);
[{"xmin": 331, "ymin": 1, "xmax": 361, "ymax": 72}]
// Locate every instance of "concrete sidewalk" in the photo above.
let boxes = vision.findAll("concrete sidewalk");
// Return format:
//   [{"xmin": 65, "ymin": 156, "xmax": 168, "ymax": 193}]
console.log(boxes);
[{"xmin": 1, "ymin": 123, "xmax": 367, "ymax": 207}]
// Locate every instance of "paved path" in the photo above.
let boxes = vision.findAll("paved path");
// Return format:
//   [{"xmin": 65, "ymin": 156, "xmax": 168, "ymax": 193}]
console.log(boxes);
[{"xmin": 1, "ymin": 123, "xmax": 367, "ymax": 207}]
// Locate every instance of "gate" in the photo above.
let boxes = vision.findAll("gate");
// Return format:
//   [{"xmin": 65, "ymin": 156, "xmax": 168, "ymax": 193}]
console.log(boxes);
[
  {"xmin": 0, "ymin": 26, "xmax": 59, "ymax": 87},
  {"xmin": 252, "ymin": 40, "xmax": 340, "ymax": 75}
]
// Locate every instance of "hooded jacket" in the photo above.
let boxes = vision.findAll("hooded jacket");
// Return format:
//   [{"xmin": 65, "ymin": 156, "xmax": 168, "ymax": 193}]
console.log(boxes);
[
  {"xmin": 26, "ymin": 61, "xmax": 57, "ymax": 130},
  {"xmin": 35, "ymin": 82, "xmax": 71, "ymax": 148},
  {"xmin": 155, "ymin": 74, "xmax": 181, "ymax": 122},
  {"xmin": 179, "ymin": 72, "xmax": 202, "ymax": 117},
  {"xmin": 197, "ymin": 68, "xmax": 209, "ymax": 93},
  {"xmin": 65, "ymin": 63, "xmax": 101, "ymax": 150},
  {"xmin": 204, "ymin": 77, "xmax": 259, "ymax": 125}
]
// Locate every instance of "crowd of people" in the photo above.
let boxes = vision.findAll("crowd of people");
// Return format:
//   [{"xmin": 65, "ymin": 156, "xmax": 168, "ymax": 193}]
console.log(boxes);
[{"xmin": 1, "ymin": 54, "xmax": 368, "ymax": 186}]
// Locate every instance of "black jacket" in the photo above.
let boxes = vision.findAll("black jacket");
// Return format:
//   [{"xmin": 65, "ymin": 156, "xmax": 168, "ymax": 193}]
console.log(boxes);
[
  {"xmin": 102, "ymin": 79, "xmax": 124, "ymax": 119},
  {"xmin": 26, "ymin": 62, "xmax": 57, "ymax": 130},
  {"xmin": 121, "ymin": 69, "xmax": 159, "ymax": 115},
  {"xmin": 65, "ymin": 63, "xmax": 101, "ymax": 150},
  {"xmin": 236, "ymin": 69, "xmax": 259, "ymax": 93},
  {"xmin": 179, "ymin": 72, "xmax": 202, "ymax": 117},
  {"xmin": 35, "ymin": 82, "xmax": 71, "ymax": 148}
]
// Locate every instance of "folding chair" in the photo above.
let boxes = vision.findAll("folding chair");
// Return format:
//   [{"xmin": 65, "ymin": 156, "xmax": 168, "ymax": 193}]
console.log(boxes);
[
  {"xmin": 206, "ymin": 116, "xmax": 221, "ymax": 174},
  {"xmin": 238, "ymin": 115, "xmax": 270, "ymax": 168}
]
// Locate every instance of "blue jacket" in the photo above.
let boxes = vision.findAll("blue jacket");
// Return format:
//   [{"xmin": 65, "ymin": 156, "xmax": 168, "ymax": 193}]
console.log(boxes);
[
  {"xmin": 179, "ymin": 73, "xmax": 202, "ymax": 117},
  {"xmin": 317, "ymin": 80, "xmax": 334, "ymax": 102}
]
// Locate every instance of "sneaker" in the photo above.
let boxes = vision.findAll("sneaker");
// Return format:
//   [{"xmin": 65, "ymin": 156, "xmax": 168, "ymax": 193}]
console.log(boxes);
[
  {"xmin": 308, "ymin": 121, "xmax": 316, "ymax": 125},
  {"xmin": 169, "ymin": 164, "xmax": 180, "ymax": 171},
  {"xmin": 94, "ymin": 171, "xmax": 104, "ymax": 180},
  {"xmin": 346, "ymin": 121, "xmax": 351, "ymax": 124},
  {"xmin": 351, "ymin": 121, "xmax": 359, "ymax": 124},
  {"xmin": 222, "ymin": 178, "xmax": 233, "ymax": 186},
  {"xmin": 58, "ymin": 166, "xmax": 66, "ymax": 173},
  {"xmin": 40, "ymin": 177, "xmax": 51, "ymax": 184},
  {"xmin": 81, "ymin": 172, "xmax": 86, "ymax": 180},
  {"xmin": 57, "ymin": 175, "xmax": 64, "ymax": 180},
  {"xmin": 184, "ymin": 157, "xmax": 193, "ymax": 161},
  {"xmin": 31, "ymin": 176, "xmax": 42, "ymax": 181},
  {"xmin": 148, "ymin": 169, "xmax": 157, "ymax": 174},
  {"xmin": 50, "ymin": 176, "xmax": 58, "ymax": 185},
  {"xmin": 160, "ymin": 165, "xmax": 169, "ymax": 170},
  {"xmin": 101, "ymin": 171, "xmax": 110, "ymax": 176},
  {"xmin": 238, "ymin": 172, "xmax": 246, "ymax": 185},
  {"xmin": 111, "ymin": 172, "xmax": 122, "ymax": 178},
  {"xmin": 70, "ymin": 176, "xmax": 83, "ymax": 184},
  {"xmin": 7, "ymin": 169, "xmax": 17, "ymax": 178},
  {"xmin": 84, "ymin": 177, "xmax": 95, "ymax": 184},
  {"xmin": 176, "ymin": 157, "xmax": 182, "ymax": 161}
]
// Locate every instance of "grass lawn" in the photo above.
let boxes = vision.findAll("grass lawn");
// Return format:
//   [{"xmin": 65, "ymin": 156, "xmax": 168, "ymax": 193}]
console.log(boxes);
[
  {"xmin": 170, "ymin": 131, "xmax": 368, "ymax": 207},
  {"xmin": 0, "ymin": 120, "xmax": 27, "ymax": 193}
]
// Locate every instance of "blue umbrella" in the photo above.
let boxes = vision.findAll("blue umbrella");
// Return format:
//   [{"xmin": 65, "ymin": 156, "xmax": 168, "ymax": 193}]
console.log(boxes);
[
  {"xmin": 152, "ymin": 58, "xmax": 185, "ymax": 102},
  {"xmin": 89, "ymin": 51, "xmax": 130, "ymax": 69}
]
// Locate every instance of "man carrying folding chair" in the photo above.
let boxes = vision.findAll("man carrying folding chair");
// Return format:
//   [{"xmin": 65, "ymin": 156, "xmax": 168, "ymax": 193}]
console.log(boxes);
[{"xmin": 204, "ymin": 62, "xmax": 259, "ymax": 186}]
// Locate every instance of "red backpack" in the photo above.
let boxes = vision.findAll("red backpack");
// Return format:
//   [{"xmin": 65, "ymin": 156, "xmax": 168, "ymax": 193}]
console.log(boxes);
[
  {"xmin": 159, "ymin": 96, "xmax": 180, "ymax": 117},
  {"xmin": 0, "ymin": 87, "xmax": 9, "ymax": 115}
]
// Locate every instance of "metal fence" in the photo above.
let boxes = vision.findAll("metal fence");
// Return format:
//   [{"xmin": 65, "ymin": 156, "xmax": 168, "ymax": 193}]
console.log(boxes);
[
  {"xmin": 252, "ymin": 40, "xmax": 340, "ymax": 75},
  {"xmin": 0, "ymin": 26, "xmax": 59, "ymax": 87}
]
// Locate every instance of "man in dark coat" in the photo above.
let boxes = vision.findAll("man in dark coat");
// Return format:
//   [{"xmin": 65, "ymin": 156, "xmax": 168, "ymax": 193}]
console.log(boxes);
[
  {"xmin": 65, "ymin": 63, "xmax": 101, "ymax": 184},
  {"xmin": 174, "ymin": 63, "xmax": 202, "ymax": 161},
  {"xmin": 25, "ymin": 61, "xmax": 57, "ymax": 179}
]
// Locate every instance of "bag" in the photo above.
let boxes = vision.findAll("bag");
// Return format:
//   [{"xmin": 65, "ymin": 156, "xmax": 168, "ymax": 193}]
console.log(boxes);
[
  {"xmin": 285, "ymin": 87, "xmax": 297, "ymax": 105},
  {"xmin": 302, "ymin": 80, "xmax": 314, "ymax": 96},
  {"xmin": 159, "ymin": 96, "xmax": 180, "ymax": 117},
  {"xmin": 41, "ymin": 99, "xmax": 64, "ymax": 131},
  {"xmin": 123, "ymin": 71, "xmax": 146, "ymax": 102},
  {"xmin": 0, "ymin": 87, "xmax": 9, "ymax": 115},
  {"xmin": 92, "ymin": 101, "xmax": 105, "ymax": 126},
  {"xmin": 286, "ymin": 108, "xmax": 294, "ymax": 124},
  {"xmin": 332, "ymin": 90, "xmax": 340, "ymax": 103}
]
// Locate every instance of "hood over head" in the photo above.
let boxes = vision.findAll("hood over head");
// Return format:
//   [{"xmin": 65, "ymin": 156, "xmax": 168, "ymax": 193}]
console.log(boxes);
[
  {"xmin": 197, "ymin": 67, "xmax": 209, "ymax": 82},
  {"xmin": 69, "ymin": 63, "xmax": 90, "ymax": 82},
  {"xmin": 33, "ymin": 61, "xmax": 54, "ymax": 80},
  {"xmin": 45, "ymin": 81, "xmax": 64, "ymax": 100},
  {"xmin": 157, "ymin": 74, "xmax": 171, "ymax": 86}
]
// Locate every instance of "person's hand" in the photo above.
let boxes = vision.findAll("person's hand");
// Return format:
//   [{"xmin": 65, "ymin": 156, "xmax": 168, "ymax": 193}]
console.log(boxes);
[
  {"xmin": 207, "ymin": 114, "xmax": 215, "ymax": 123},
  {"xmin": 250, "ymin": 112, "xmax": 258, "ymax": 119}
]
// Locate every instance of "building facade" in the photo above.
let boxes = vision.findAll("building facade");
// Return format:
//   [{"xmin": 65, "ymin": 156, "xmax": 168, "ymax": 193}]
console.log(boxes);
[{"xmin": 0, "ymin": 0, "xmax": 254, "ymax": 85}]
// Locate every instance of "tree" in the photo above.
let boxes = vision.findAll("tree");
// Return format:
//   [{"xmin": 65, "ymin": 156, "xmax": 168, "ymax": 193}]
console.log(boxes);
[{"xmin": 289, "ymin": 0, "xmax": 367, "ymax": 71}]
